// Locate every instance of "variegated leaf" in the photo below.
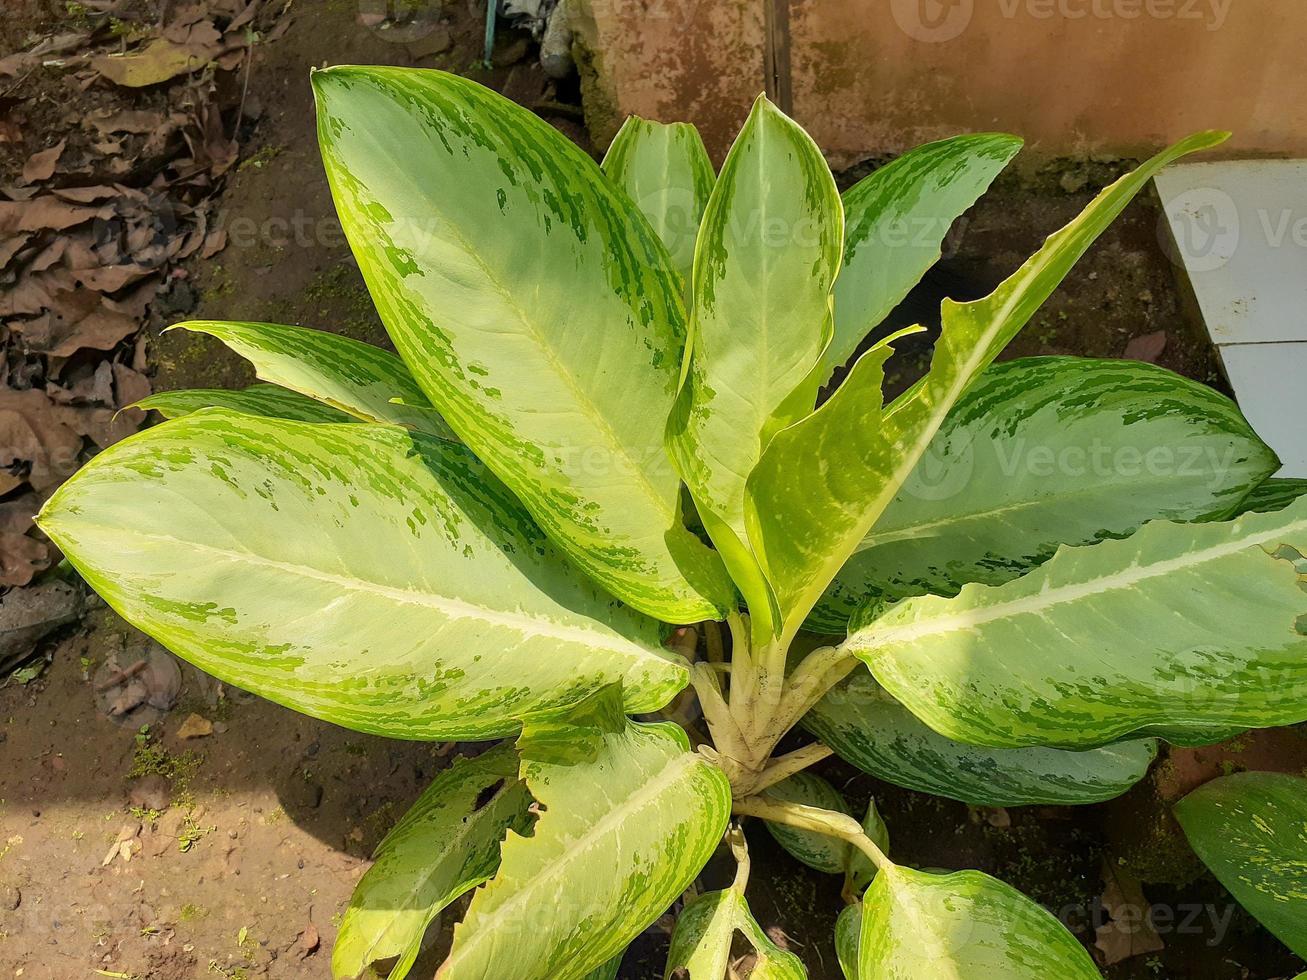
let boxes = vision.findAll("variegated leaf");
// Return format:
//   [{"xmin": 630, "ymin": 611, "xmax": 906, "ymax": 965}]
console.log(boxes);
[
  {"xmin": 602, "ymin": 116, "xmax": 715, "ymax": 287},
  {"xmin": 845, "ymin": 799, "xmax": 890, "ymax": 894},
  {"xmin": 135, "ymin": 383, "xmax": 355, "ymax": 423},
  {"xmin": 834, "ymin": 902, "xmax": 861, "ymax": 980},
  {"xmin": 1176, "ymin": 772, "xmax": 1307, "ymax": 958},
  {"xmin": 805, "ymin": 672, "xmax": 1158, "ymax": 806},
  {"xmin": 858, "ymin": 867, "xmax": 1100, "ymax": 978},
  {"xmin": 581, "ymin": 953, "xmax": 625, "ymax": 980},
  {"xmin": 810, "ymin": 356, "xmax": 1277, "ymax": 632},
  {"xmin": 171, "ymin": 319, "xmax": 452, "ymax": 435},
  {"xmin": 845, "ymin": 497, "xmax": 1307, "ymax": 749},
  {"xmin": 314, "ymin": 66, "xmax": 730, "ymax": 623},
  {"xmin": 442, "ymin": 687, "xmax": 730, "ymax": 980},
  {"xmin": 762, "ymin": 772, "xmax": 853, "ymax": 875},
  {"xmin": 746, "ymin": 132, "xmax": 1230, "ymax": 641},
  {"xmin": 665, "ymin": 831, "xmax": 805, "ymax": 980},
  {"xmin": 666, "ymin": 887, "xmax": 807, "ymax": 980},
  {"xmin": 822, "ymin": 134, "xmax": 1022, "ymax": 384},
  {"xmin": 333, "ymin": 744, "xmax": 533, "ymax": 980},
  {"xmin": 666, "ymin": 93, "xmax": 843, "ymax": 639},
  {"xmin": 38, "ymin": 411, "xmax": 687, "ymax": 739},
  {"xmin": 1237, "ymin": 478, "xmax": 1307, "ymax": 515}
]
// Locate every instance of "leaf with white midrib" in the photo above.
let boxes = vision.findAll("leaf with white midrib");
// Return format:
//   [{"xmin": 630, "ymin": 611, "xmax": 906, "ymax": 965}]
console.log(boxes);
[
  {"xmin": 858, "ymin": 867, "xmax": 1100, "ymax": 978},
  {"xmin": 332, "ymin": 744, "xmax": 532, "ymax": 980},
  {"xmin": 846, "ymin": 497, "xmax": 1307, "ymax": 749},
  {"xmin": 810, "ymin": 357, "xmax": 1276, "ymax": 631},
  {"xmin": 314, "ymin": 65, "xmax": 730, "ymax": 623},
  {"xmin": 39, "ymin": 411, "xmax": 686, "ymax": 740},
  {"xmin": 441, "ymin": 690, "xmax": 730, "ymax": 980}
]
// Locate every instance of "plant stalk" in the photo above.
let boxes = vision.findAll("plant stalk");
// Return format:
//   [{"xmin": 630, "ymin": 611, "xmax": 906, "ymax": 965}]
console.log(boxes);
[
  {"xmin": 751, "ymin": 742, "xmax": 834, "ymax": 793},
  {"xmin": 732, "ymin": 795, "xmax": 892, "ymax": 873}
]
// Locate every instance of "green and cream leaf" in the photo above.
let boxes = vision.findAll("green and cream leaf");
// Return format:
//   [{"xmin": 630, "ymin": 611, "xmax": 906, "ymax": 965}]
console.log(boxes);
[
  {"xmin": 39, "ymin": 412, "xmax": 687, "ymax": 740},
  {"xmin": 823, "ymin": 133, "xmax": 1022, "ymax": 384},
  {"xmin": 845, "ymin": 497, "xmax": 1307, "ymax": 749},
  {"xmin": 858, "ymin": 867, "xmax": 1101, "ymax": 978},
  {"xmin": 442, "ymin": 687, "xmax": 731, "ymax": 980},
  {"xmin": 1175, "ymin": 772, "xmax": 1307, "ymax": 958},
  {"xmin": 602, "ymin": 116, "xmax": 715, "ymax": 287},
  {"xmin": 170, "ymin": 319, "xmax": 452, "ymax": 435},
  {"xmin": 666, "ymin": 93, "xmax": 843, "ymax": 638},
  {"xmin": 747, "ymin": 132, "xmax": 1231, "ymax": 641},
  {"xmin": 135, "ymin": 383, "xmax": 355, "ymax": 423},
  {"xmin": 333, "ymin": 744, "xmax": 533, "ymax": 980},
  {"xmin": 314, "ymin": 66, "xmax": 729, "ymax": 623},
  {"xmin": 809, "ymin": 356, "xmax": 1277, "ymax": 631},
  {"xmin": 804, "ymin": 672, "xmax": 1159, "ymax": 806}
]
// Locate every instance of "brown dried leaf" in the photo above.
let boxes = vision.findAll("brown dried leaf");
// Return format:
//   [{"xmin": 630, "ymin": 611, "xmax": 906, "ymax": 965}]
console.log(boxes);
[
  {"xmin": 92, "ymin": 38, "xmax": 220, "ymax": 88},
  {"xmin": 0, "ymin": 532, "xmax": 49, "ymax": 588},
  {"xmin": 1094, "ymin": 860, "xmax": 1165, "ymax": 966},
  {"xmin": 0, "ymin": 233, "xmax": 31, "ymax": 270},
  {"xmin": 18, "ymin": 288, "xmax": 138, "ymax": 358},
  {"xmin": 0, "ymin": 388, "xmax": 83, "ymax": 492},
  {"xmin": 0, "ymin": 198, "xmax": 109, "ymax": 235},
  {"xmin": 1123, "ymin": 330, "xmax": 1168, "ymax": 364},
  {"xmin": 0, "ymin": 53, "xmax": 34, "ymax": 78},
  {"xmin": 86, "ymin": 109, "xmax": 167, "ymax": 136},
  {"xmin": 20, "ymin": 140, "xmax": 67, "ymax": 185},
  {"xmin": 51, "ymin": 186, "xmax": 119, "ymax": 204}
]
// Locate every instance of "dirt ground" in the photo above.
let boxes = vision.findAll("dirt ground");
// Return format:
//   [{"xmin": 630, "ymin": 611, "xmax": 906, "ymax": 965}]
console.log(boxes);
[{"xmin": 2, "ymin": 2, "xmax": 1306, "ymax": 979}]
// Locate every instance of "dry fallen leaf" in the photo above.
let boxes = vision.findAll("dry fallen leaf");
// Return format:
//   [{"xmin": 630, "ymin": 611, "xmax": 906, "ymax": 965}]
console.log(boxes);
[
  {"xmin": 0, "ymin": 197, "xmax": 109, "ymax": 235},
  {"xmin": 1123, "ymin": 330, "xmax": 1168, "ymax": 364},
  {"xmin": 297, "ymin": 921, "xmax": 321, "ymax": 959},
  {"xmin": 1094, "ymin": 860, "xmax": 1165, "ymax": 966},
  {"xmin": 0, "ymin": 387, "xmax": 84, "ymax": 491},
  {"xmin": 176, "ymin": 713, "xmax": 214, "ymax": 739},
  {"xmin": 92, "ymin": 37, "xmax": 221, "ymax": 88},
  {"xmin": 20, "ymin": 139, "xmax": 67, "ymax": 185}
]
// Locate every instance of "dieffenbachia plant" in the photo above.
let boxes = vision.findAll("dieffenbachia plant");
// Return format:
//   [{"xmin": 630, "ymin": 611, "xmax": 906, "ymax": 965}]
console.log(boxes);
[{"xmin": 37, "ymin": 64, "xmax": 1307, "ymax": 978}]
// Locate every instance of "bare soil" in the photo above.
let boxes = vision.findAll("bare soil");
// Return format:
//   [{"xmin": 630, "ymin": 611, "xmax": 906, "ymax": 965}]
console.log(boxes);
[{"xmin": 2, "ymin": 3, "xmax": 1305, "ymax": 979}]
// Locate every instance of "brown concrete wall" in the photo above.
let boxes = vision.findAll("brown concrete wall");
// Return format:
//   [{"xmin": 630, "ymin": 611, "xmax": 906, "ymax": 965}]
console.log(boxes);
[{"xmin": 572, "ymin": 0, "xmax": 1307, "ymax": 167}]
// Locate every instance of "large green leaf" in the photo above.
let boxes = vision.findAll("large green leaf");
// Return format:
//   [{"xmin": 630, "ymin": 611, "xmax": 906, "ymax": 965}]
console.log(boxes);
[
  {"xmin": 38, "ymin": 411, "xmax": 687, "ymax": 739},
  {"xmin": 822, "ymin": 134, "xmax": 1022, "ymax": 385},
  {"xmin": 666, "ymin": 94, "xmax": 843, "ymax": 639},
  {"xmin": 601, "ymin": 116, "xmax": 714, "ymax": 287},
  {"xmin": 746, "ymin": 132, "xmax": 1230, "ymax": 641},
  {"xmin": 666, "ymin": 888, "xmax": 806, "ymax": 979},
  {"xmin": 442, "ymin": 687, "xmax": 731, "ymax": 979},
  {"xmin": 858, "ymin": 867, "xmax": 1100, "ymax": 978},
  {"xmin": 170, "ymin": 319, "xmax": 452, "ymax": 435},
  {"xmin": 333, "ymin": 744, "xmax": 533, "ymax": 980},
  {"xmin": 846, "ymin": 497, "xmax": 1307, "ymax": 749},
  {"xmin": 1175, "ymin": 772, "xmax": 1307, "ymax": 958},
  {"xmin": 135, "ymin": 383, "xmax": 355, "ymax": 423},
  {"xmin": 762, "ymin": 772, "xmax": 853, "ymax": 874},
  {"xmin": 810, "ymin": 356, "xmax": 1277, "ymax": 631},
  {"xmin": 805, "ymin": 672, "xmax": 1158, "ymax": 806},
  {"xmin": 314, "ymin": 66, "xmax": 729, "ymax": 624}
]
